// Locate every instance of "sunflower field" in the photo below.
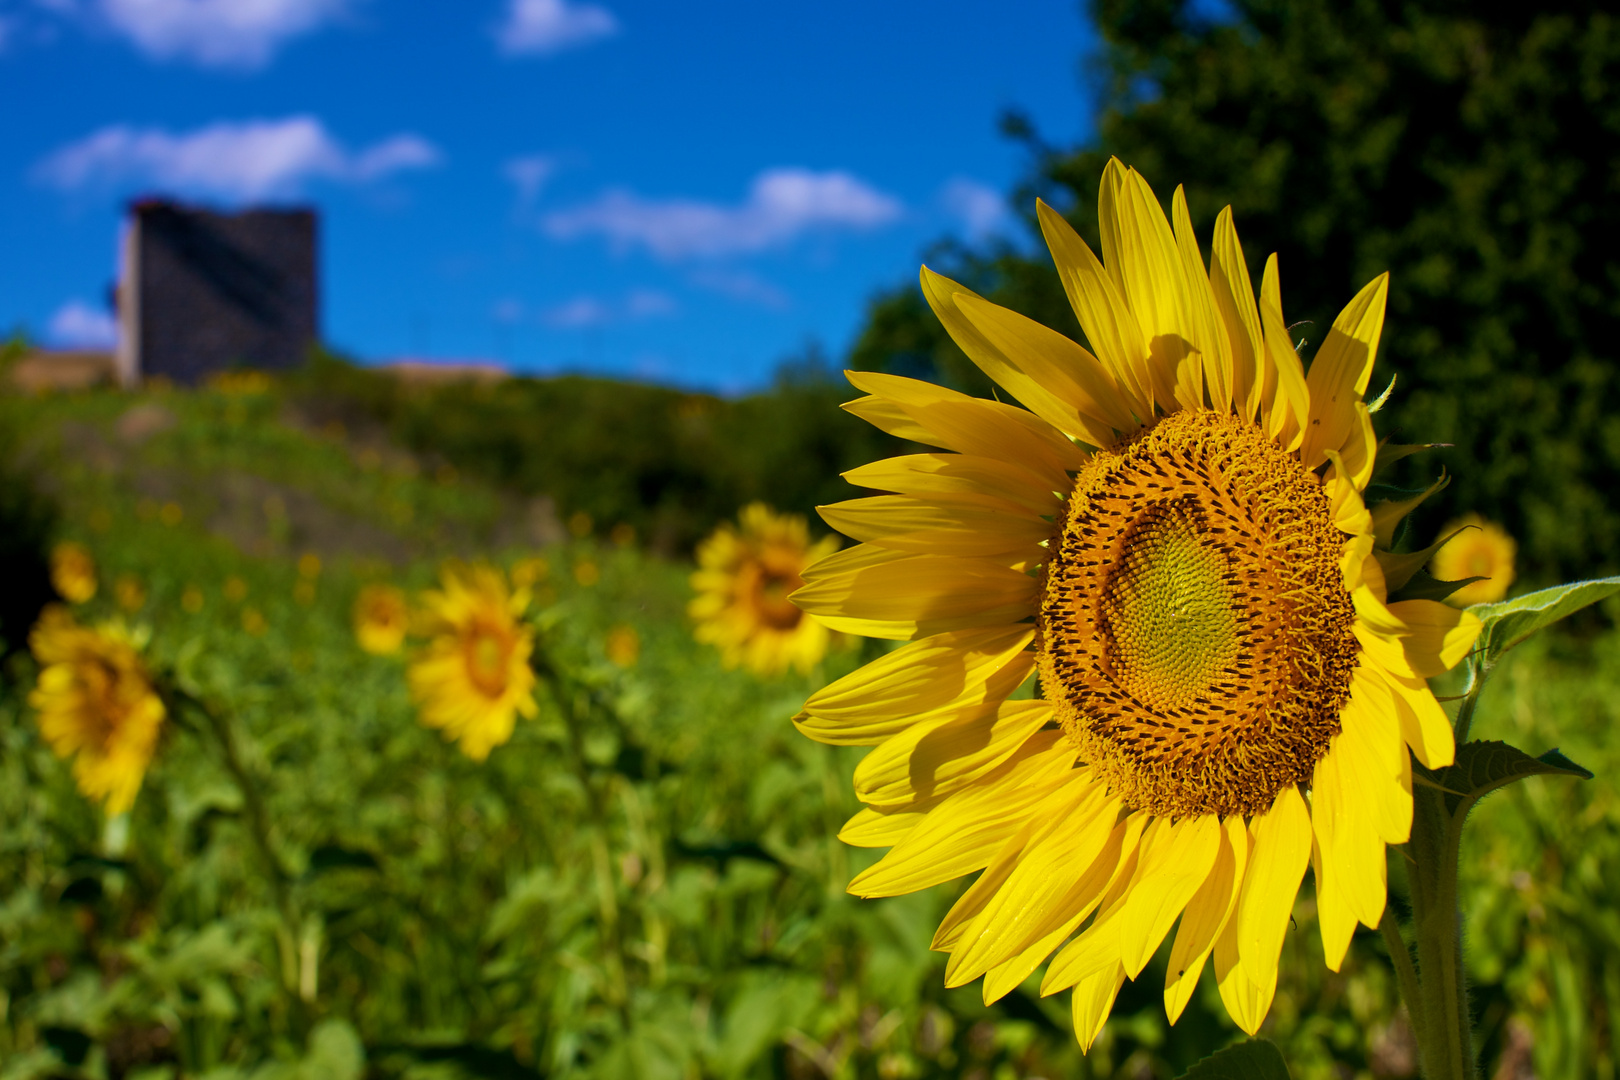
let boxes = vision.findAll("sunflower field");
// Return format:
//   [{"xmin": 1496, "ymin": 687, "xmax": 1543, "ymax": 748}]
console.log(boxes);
[{"xmin": 0, "ymin": 343, "xmax": 1615, "ymax": 1080}]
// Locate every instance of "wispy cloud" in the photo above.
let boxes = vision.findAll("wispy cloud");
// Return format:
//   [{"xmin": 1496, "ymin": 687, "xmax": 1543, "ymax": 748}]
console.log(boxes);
[
  {"xmin": 544, "ymin": 168, "xmax": 902, "ymax": 260},
  {"xmin": 940, "ymin": 177, "xmax": 1008, "ymax": 240},
  {"xmin": 504, "ymin": 153, "xmax": 557, "ymax": 212},
  {"xmin": 495, "ymin": 0, "xmax": 616, "ymax": 56},
  {"xmin": 688, "ymin": 268, "xmax": 789, "ymax": 309},
  {"xmin": 92, "ymin": 0, "xmax": 351, "ymax": 68},
  {"xmin": 34, "ymin": 116, "xmax": 440, "ymax": 203},
  {"xmin": 47, "ymin": 300, "xmax": 118, "ymax": 349},
  {"xmin": 541, "ymin": 288, "xmax": 678, "ymax": 328}
]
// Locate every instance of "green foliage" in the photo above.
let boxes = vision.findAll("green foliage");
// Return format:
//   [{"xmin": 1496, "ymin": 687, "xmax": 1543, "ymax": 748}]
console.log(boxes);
[
  {"xmin": 849, "ymin": 0, "xmax": 1620, "ymax": 582},
  {"xmin": 1178, "ymin": 1038, "xmax": 1292, "ymax": 1079},
  {"xmin": 286, "ymin": 351, "xmax": 900, "ymax": 555},
  {"xmin": 1470, "ymin": 576, "xmax": 1620, "ymax": 663}
]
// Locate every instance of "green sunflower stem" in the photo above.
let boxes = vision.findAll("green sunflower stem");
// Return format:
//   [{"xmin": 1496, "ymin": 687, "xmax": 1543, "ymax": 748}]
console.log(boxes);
[{"xmin": 1397, "ymin": 666, "xmax": 1487, "ymax": 1080}]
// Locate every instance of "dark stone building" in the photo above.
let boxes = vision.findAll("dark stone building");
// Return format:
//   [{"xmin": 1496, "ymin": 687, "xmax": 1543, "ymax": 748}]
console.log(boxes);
[{"xmin": 116, "ymin": 200, "xmax": 318, "ymax": 385}]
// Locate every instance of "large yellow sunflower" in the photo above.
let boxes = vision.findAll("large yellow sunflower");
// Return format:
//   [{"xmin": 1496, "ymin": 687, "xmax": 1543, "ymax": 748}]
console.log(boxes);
[
  {"xmin": 407, "ymin": 563, "xmax": 538, "ymax": 760},
  {"xmin": 690, "ymin": 502, "xmax": 841, "ymax": 677},
  {"xmin": 29, "ymin": 607, "xmax": 165, "ymax": 815},
  {"xmin": 792, "ymin": 160, "xmax": 1481, "ymax": 1047}
]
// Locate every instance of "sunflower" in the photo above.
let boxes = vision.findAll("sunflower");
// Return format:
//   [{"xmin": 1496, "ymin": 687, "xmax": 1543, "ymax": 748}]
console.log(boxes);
[
  {"xmin": 791, "ymin": 160, "xmax": 1481, "ymax": 1047},
  {"xmin": 1431, "ymin": 514, "xmax": 1516, "ymax": 606},
  {"xmin": 29, "ymin": 607, "xmax": 165, "ymax": 815},
  {"xmin": 407, "ymin": 563, "xmax": 537, "ymax": 760},
  {"xmin": 50, "ymin": 541, "xmax": 98, "ymax": 604},
  {"xmin": 690, "ymin": 503, "xmax": 841, "ymax": 677},
  {"xmin": 354, "ymin": 584, "xmax": 409, "ymax": 655}
]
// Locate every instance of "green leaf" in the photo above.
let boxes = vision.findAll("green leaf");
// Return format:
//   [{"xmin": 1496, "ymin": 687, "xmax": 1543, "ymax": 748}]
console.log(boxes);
[
  {"xmin": 1435, "ymin": 740, "xmax": 1595, "ymax": 817},
  {"xmin": 1471, "ymin": 576, "xmax": 1620, "ymax": 662},
  {"xmin": 1178, "ymin": 1039, "xmax": 1293, "ymax": 1079}
]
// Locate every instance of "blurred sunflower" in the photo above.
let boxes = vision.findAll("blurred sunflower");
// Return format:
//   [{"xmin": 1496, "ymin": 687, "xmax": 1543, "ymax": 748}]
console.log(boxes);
[
  {"xmin": 50, "ymin": 541, "xmax": 97, "ymax": 603},
  {"xmin": 792, "ymin": 160, "xmax": 1481, "ymax": 1047},
  {"xmin": 29, "ymin": 607, "xmax": 165, "ymax": 815},
  {"xmin": 408, "ymin": 564, "xmax": 537, "ymax": 760},
  {"xmin": 1431, "ymin": 514, "xmax": 1516, "ymax": 606},
  {"xmin": 690, "ymin": 503, "xmax": 840, "ymax": 677},
  {"xmin": 353, "ymin": 584, "xmax": 409, "ymax": 655}
]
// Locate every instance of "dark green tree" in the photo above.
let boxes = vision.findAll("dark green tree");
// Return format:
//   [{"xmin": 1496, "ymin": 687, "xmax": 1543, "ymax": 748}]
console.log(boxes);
[{"xmin": 850, "ymin": 0, "xmax": 1620, "ymax": 581}]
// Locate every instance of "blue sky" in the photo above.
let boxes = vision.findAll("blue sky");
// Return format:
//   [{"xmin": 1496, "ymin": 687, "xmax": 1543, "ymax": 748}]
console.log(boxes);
[{"xmin": 2, "ymin": 0, "xmax": 1094, "ymax": 391}]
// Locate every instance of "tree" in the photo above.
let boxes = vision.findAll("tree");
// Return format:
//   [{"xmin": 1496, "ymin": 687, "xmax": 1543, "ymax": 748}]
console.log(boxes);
[{"xmin": 849, "ymin": 0, "xmax": 1620, "ymax": 581}]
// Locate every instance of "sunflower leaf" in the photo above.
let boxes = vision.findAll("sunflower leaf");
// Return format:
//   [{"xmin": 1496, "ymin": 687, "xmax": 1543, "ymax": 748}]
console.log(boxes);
[
  {"xmin": 1437, "ymin": 740, "xmax": 1594, "ymax": 818},
  {"xmin": 1469, "ymin": 576, "xmax": 1620, "ymax": 663},
  {"xmin": 1177, "ymin": 1038, "xmax": 1292, "ymax": 1079}
]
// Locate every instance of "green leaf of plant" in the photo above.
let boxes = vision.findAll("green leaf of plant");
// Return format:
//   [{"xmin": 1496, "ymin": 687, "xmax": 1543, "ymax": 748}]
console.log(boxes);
[
  {"xmin": 1471, "ymin": 576, "xmax": 1620, "ymax": 662},
  {"xmin": 1178, "ymin": 1039, "xmax": 1293, "ymax": 1079},
  {"xmin": 1437, "ymin": 740, "xmax": 1595, "ymax": 817}
]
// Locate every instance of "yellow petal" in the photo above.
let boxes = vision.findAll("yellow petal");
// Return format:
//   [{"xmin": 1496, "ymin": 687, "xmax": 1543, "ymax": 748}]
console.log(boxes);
[
  {"xmin": 1171, "ymin": 185, "xmax": 1232, "ymax": 411},
  {"xmin": 1258, "ymin": 254, "xmax": 1308, "ymax": 449},
  {"xmin": 818, "ymin": 493, "xmax": 1052, "ymax": 558},
  {"xmin": 1363, "ymin": 662, "xmax": 1456, "ymax": 769},
  {"xmin": 852, "ymin": 699, "xmax": 1053, "ymax": 809},
  {"xmin": 1300, "ymin": 274, "xmax": 1389, "ymax": 469},
  {"xmin": 1385, "ymin": 600, "xmax": 1482, "ymax": 677},
  {"xmin": 793, "ymin": 543, "xmax": 1039, "ymax": 641},
  {"xmin": 838, "ymin": 805, "xmax": 930, "ymax": 848},
  {"xmin": 845, "ymin": 370, "xmax": 1088, "ymax": 488},
  {"xmin": 1164, "ymin": 814, "xmax": 1248, "ymax": 1024},
  {"xmin": 1039, "ymin": 811, "xmax": 1152, "ymax": 995},
  {"xmin": 929, "ymin": 765, "xmax": 1101, "ymax": 951},
  {"xmin": 796, "ymin": 625, "xmax": 1034, "ymax": 744},
  {"xmin": 1116, "ymin": 812, "xmax": 1222, "ymax": 978},
  {"xmin": 1311, "ymin": 833, "xmax": 1358, "ymax": 973},
  {"xmin": 848, "ymin": 731, "xmax": 1076, "ymax": 895},
  {"xmin": 1115, "ymin": 167, "xmax": 1200, "ymax": 410},
  {"xmin": 1311, "ymin": 735, "xmax": 1390, "ymax": 938},
  {"xmin": 1072, "ymin": 961, "xmax": 1128, "ymax": 1053},
  {"xmin": 1208, "ymin": 206, "xmax": 1264, "ymax": 422},
  {"xmin": 949, "ymin": 286, "xmax": 1138, "ymax": 438},
  {"xmin": 843, "ymin": 453, "xmax": 1062, "ymax": 516},
  {"xmin": 1215, "ymin": 785, "xmax": 1311, "ymax": 1035},
  {"xmin": 842, "ymin": 393, "xmax": 932, "ymax": 443},
  {"xmin": 1035, "ymin": 198, "xmax": 1154, "ymax": 415},
  {"xmin": 943, "ymin": 782, "xmax": 1122, "ymax": 986}
]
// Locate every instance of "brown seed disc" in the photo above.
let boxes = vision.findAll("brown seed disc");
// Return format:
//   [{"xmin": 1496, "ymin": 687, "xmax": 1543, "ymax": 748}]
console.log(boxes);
[{"xmin": 1037, "ymin": 409, "xmax": 1359, "ymax": 818}]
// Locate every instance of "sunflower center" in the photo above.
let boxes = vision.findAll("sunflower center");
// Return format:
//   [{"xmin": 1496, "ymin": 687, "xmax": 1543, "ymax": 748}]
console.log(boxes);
[
  {"xmin": 464, "ymin": 623, "xmax": 514, "ymax": 699},
  {"xmin": 751, "ymin": 565, "xmax": 805, "ymax": 631},
  {"xmin": 1038, "ymin": 409, "xmax": 1359, "ymax": 818},
  {"xmin": 1100, "ymin": 498, "xmax": 1240, "ymax": 712}
]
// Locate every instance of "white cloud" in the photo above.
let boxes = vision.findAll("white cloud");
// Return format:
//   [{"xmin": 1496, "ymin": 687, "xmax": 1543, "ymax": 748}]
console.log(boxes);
[
  {"xmin": 542, "ymin": 288, "xmax": 677, "ymax": 328},
  {"xmin": 941, "ymin": 178, "xmax": 1008, "ymax": 240},
  {"xmin": 688, "ymin": 268, "xmax": 789, "ymax": 309},
  {"xmin": 544, "ymin": 168, "xmax": 903, "ymax": 260},
  {"xmin": 94, "ymin": 0, "xmax": 351, "ymax": 68},
  {"xmin": 47, "ymin": 300, "xmax": 119, "ymax": 349},
  {"xmin": 495, "ymin": 0, "xmax": 616, "ymax": 56},
  {"xmin": 504, "ymin": 153, "xmax": 556, "ymax": 210},
  {"xmin": 34, "ymin": 116, "xmax": 440, "ymax": 203}
]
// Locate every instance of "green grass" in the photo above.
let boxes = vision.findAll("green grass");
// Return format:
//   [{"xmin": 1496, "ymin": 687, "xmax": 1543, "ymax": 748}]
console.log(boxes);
[{"xmin": 0, "ymin": 378, "xmax": 1613, "ymax": 1079}]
